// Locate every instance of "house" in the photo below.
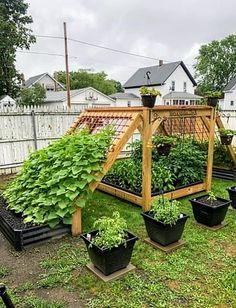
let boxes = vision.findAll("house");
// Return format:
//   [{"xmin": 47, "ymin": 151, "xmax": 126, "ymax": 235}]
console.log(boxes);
[
  {"xmin": 44, "ymin": 87, "xmax": 115, "ymax": 108},
  {"xmin": 219, "ymin": 76, "xmax": 236, "ymax": 111},
  {"xmin": 24, "ymin": 73, "xmax": 65, "ymax": 91},
  {"xmin": 123, "ymin": 60, "xmax": 202, "ymax": 105},
  {"xmin": 0, "ymin": 95, "xmax": 16, "ymax": 107},
  {"xmin": 109, "ymin": 92, "xmax": 141, "ymax": 107}
]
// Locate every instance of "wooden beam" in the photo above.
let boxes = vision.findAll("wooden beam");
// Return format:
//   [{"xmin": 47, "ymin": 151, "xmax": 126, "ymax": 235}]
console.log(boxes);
[
  {"xmin": 142, "ymin": 109, "xmax": 152, "ymax": 211},
  {"xmin": 71, "ymin": 208, "xmax": 81, "ymax": 236},
  {"xmin": 206, "ymin": 108, "xmax": 216, "ymax": 191},
  {"xmin": 216, "ymin": 113, "xmax": 236, "ymax": 166}
]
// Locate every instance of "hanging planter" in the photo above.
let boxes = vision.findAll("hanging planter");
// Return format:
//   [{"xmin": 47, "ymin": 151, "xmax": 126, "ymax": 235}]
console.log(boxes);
[
  {"xmin": 152, "ymin": 135, "xmax": 176, "ymax": 156},
  {"xmin": 139, "ymin": 86, "xmax": 161, "ymax": 108},
  {"xmin": 227, "ymin": 186, "xmax": 236, "ymax": 209},
  {"xmin": 207, "ymin": 97, "xmax": 219, "ymax": 107},
  {"xmin": 190, "ymin": 192, "xmax": 231, "ymax": 227},
  {"xmin": 141, "ymin": 197, "xmax": 188, "ymax": 247},
  {"xmin": 218, "ymin": 128, "xmax": 235, "ymax": 145}
]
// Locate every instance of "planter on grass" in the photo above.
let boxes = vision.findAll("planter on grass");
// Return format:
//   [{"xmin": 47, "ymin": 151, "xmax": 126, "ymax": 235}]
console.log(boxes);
[
  {"xmin": 0, "ymin": 196, "xmax": 70, "ymax": 251},
  {"xmin": 190, "ymin": 195, "xmax": 231, "ymax": 227},
  {"xmin": 81, "ymin": 230, "xmax": 138, "ymax": 276},
  {"xmin": 141, "ymin": 212, "xmax": 188, "ymax": 246},
  {"xmin": 227, "ymin": 186, "xmax": 236, "ymax": 209},
  {"xmin": 220, "ymin": 135, "xmax": 234, "ymax": 145}
]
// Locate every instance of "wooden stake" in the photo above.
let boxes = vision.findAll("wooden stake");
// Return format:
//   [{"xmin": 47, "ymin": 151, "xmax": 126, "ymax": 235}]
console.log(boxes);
[
  {"xmin": 72, "ymin": 208, "xmax": 81, "ymax": 236},
  {"xmin": 63, "ymin": 22, "xmax": 71, "ymax": 108},
  {"xmin": 142, "ymin": 109, "xmax": 152, "ymax": 211},
  {"xmin": 206, "ymin": 108, "xmax": 216, "ymax": 191}
]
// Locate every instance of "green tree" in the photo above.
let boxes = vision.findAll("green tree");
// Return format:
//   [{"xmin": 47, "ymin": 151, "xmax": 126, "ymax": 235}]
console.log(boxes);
[
  {"xmin": 19, "ymin": 84, "xmax": 46, "ymax": 106},
  {"xmin": 0, "ymin": 0, "xmax": 35, "ymax": 98},
  {"xmin": 56, "ymin": 70, "xmax": 124, "ymax": 95},
  {"xmin": 194, "ymin": 34, "xmax": 236, "ymax": 95}
]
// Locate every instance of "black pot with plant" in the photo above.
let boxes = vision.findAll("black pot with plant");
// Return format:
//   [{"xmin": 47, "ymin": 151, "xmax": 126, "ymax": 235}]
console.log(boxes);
[
  {"xmin": 153, "ymin": 135, "xmax": 176, "ymax": 156},
  {"xmin": 227, "ymin": 186, "xmax": 236, "ymax": 209},
  {"xmin": 81, "ymin": 212, "xmax": 138, "ymax": 276},
  {"xmin": 218, "ymin": 128, "xmax": 235, "ymax": 145},
  {"xmin": 205, "ymin": 91, "xmax": 221, "ymax": 107},
  {"xmin": 141, "ymin": 197, "xmax": 188, "ymax": 246},
  {"xmin": 190, "ymin": 191, "xmax": 231, "ymax": 227},
  {"xmin": 139, "ymin": 86, "xmax": 161, "ymax": 108}
]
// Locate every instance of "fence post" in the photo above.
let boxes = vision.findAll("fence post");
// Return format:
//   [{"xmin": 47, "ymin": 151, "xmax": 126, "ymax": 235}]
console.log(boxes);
[{"xmin": 31, "ymin": 110, "xmax": 38, "ymax": 150}]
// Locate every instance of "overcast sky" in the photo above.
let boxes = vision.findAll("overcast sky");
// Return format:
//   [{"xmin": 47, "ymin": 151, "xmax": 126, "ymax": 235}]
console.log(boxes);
[{"xmin": 16, "ymin": 0, "xmax": 236, "ymax": 84}]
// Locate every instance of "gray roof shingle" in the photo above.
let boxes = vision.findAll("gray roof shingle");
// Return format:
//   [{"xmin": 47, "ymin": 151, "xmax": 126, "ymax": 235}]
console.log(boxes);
[
  {"xmin": 224, "ymin": 76, "xmax": 236, "ymax": 91},
  {"xmin": 109, "ymin": 92, "xmax": 140, "ymax": 99},
  {"xmin": 123, "ymin": 61, "xmax": 197, "ymax": 88},
  {"xmin": 45, "ymin": 89, "xmax": 88, "ymax": 102},
  {"xmin": 162, "ymin": 92, "xmax": 202, "ymax": 99},
  {"xmin": 24, "ymin": 73, "xmax": 46, "ymax": 88}
]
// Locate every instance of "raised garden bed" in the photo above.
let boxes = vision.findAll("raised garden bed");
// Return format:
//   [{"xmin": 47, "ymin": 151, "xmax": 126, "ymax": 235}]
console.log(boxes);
[
  {"xmin": 0, "ymin": 196, "xmax": 70, "ymax": 251},
  {"xmin": 209, "ymin": 167, "xmax": 236, "ymax": 181}
]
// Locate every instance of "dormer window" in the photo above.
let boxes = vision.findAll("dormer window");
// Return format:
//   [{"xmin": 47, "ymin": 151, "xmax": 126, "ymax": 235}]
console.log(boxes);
[{"xmin": 171, "ymin": 81, "xmax": 175, "ymax": 91}]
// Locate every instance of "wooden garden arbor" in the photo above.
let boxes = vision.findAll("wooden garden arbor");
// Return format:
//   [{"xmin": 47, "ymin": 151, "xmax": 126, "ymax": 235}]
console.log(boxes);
[{"xmin": 69, "ymin": 106, "xmax": 236, "ymax": 235}]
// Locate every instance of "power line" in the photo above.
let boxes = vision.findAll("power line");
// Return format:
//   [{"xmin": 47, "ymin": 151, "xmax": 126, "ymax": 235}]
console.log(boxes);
[{"xmin": 16, "ymin": 50, "xmax": 78, "ymax": 59}]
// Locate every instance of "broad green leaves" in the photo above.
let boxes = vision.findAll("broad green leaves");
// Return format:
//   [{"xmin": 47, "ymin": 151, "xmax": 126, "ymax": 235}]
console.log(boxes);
[{"xmin": 4, "ymin": 127, "xmax": 114, "ymax": 228}]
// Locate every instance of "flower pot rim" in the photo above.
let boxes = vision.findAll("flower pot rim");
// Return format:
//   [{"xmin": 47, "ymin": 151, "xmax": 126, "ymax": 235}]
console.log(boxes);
[
  {"xmin": 141, "ymin": 211, "xmax": 189, "ymax": 226},
  {"xmin": 80, "ymin": 230, "xmax": 138, "ymax": 252},
  {"xmin": 190, "ymin": 194, "xmax": 231, "ymax": 208},
  {"xmin": 228, "ymin": 186, "xmax": 236, "ymax": 192}
]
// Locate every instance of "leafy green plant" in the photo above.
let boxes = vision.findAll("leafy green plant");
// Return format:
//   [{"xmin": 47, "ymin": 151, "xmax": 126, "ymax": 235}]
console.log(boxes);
[
  {"xmin": 218, "ymin": 128, "xmax": 235, "ymax": 136},
  {"xmin": 139, "ymin": 86, "xmax": 161, "ymax": 97},
  {"xmin": 4, "ymin": 127, "xmax": 114, "ymax": 228},
  {"xmin": 151, "ymin": 197, "xmax": 181, "ymax": 225},
  {"xmin": 204, "ymin": 90, "xmax": 222, "ymax": 98},
  {"xmin": 153, "ymin": 135, "xmax": 176, "ymax": 147},
  {"xmin": 91, "ymin": 211, "xmax": 128, "ymax": 250},
  {"xmin": 207, "ymin": 191, "xmax": 217, "ymax": 204}
]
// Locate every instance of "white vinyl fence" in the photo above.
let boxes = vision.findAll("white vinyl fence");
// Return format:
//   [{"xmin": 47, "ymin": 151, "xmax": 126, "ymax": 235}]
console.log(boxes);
[{"xmin": 0, "ymin": 105, "xmax": 87, "ymax": 175}]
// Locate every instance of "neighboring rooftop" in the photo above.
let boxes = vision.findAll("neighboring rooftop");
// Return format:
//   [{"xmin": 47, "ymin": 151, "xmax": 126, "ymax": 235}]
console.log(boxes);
[
  {"xmin": 224, "ymin": 76, "xmax": 236, "ymax": 91},
  {"xmin": 109, "ymin": 92, "xmax": 140, "ymax": 99},
  {"xmin": 24, "ymin": 73, "xmax": 65, "ymax": 89},
  {"xmin": 45, "ymin": 89, "xmax": 86, "ymax": 102},
  {"xmin": 123, "ymin": 61, "xmax": 197, "ymax": 89},
  {"xmin": 163, "ymin": 92, "xmax": 202, "ymax": 100}
]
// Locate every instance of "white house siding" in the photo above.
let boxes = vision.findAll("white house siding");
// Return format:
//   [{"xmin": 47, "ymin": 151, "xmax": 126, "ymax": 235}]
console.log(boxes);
[
  {"xmin": 35, "ymin": 75, "xmax": 64, "ymax": 91},
  {"xmin": 125, "ymin": 65, "xmax": 195, "ymax": 105},
  {"xmin": 0, "ymin": 95, "xmax": 16, "ymax": 107},
  {"xmin": 114, "ymin": 98, "xmax": 141, "ymax": 107},
  {"xmin": 220, "ymin": 87, "xmax": 236, "ymax": 111}
]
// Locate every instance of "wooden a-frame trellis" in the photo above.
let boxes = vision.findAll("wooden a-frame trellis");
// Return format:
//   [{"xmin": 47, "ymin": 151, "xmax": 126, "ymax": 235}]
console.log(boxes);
[{"xmin": 68, "ymin": 106, "xmax": 236, "ymax": 236}]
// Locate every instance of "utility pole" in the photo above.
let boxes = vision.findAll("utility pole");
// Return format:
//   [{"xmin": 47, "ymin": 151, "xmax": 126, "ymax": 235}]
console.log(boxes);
[{"xmin": 63, "ymin": 22, "xmax": 71, "ymax": 108}]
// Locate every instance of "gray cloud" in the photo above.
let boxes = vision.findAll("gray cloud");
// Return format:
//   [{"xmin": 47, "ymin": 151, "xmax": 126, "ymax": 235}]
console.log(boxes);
[{"xmin": 16, "ymin": 0, "xmax": 236, "ymax": 84}]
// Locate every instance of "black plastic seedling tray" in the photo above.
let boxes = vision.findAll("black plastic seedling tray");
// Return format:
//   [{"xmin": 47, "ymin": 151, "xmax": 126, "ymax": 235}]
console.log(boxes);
[{"xmin": 0, "ymin": 196, "xmax": 70, "ymax": 251}]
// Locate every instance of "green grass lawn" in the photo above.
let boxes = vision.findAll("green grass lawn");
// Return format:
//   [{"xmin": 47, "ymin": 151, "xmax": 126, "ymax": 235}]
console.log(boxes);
[{"xmin": 0, "ymin": 178, "xmax": 236, "ymax": 308}]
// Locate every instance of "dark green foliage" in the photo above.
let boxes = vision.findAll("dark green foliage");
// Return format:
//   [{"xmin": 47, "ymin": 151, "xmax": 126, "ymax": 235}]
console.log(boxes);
[
  {"xmin": 56, "ymin": 70, "xmax": 123, "ymax": 95},
  {"xmin": 151, "ymin": 197, "xmax": 181, "ymax": 225},
  {"xmin": 91, "ymin": 211, "xmax": 128, "ymax": 250},
  {"xmin": 194, "ymin": 34, "xmax": 236, "ymax": 93},
  {"xmin": 0, "ymin": 0, "xmax": 35, "ymax": 97},
  {"xmin": 19, "ymin": 84, "xmax": 46, "ymax": 106},
  {"xmin": 4, "ymin": 128, "xmax": 114, "ymax": 228},
  {"xmin": 152, "ymin": 135, "xmax": 177, "ymax": 147}
]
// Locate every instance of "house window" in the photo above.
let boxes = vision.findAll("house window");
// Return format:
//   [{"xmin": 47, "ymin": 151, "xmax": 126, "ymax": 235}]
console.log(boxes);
[
  {"xmin": 183, "ymin": 82, "xmax": 187, "ymax": 92},
  {"xmin": 127, "ymin": 101, "xmax": 131, "ymax": 107},
  {"xmin": 230, "ymin": 101, "xmax": 234, "ymax": 106},
  {"xmin": 46, "ymin": 85, "xmax": 54, "ymax": 91},
  {"xmin": 179, "ymin": 100, "xmax": 185, "ymax": 105},
  {"xmin": 171, "ymin": 81, "xmax": 175, "ymax": 91},
  {"xmin": 173, "ymin": 99, "xmax": 178, "ymax": 105}
]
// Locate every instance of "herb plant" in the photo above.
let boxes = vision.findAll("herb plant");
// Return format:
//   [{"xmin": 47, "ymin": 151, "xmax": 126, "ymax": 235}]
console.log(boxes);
[
  {"xmin": 152, "ymin": 135, "xmax": 176, "ymax": 147},
  {"xmin": 218, "ymin": 128, "xmax": 235, "ymax": 136},
  {"xmin": 151, "ymin": 197, "xmax": 181, "ymax": 225},
  {"xmin": 207, "ymin": 191, "xmax": 217, "ymax": 204},
  {"xmin": 91, "ymin": 211, "xmax": 128, "ymax": 250},
  {"xmin": 4, "ymin": 127, "xmax": 114, "ymax": 228},
  {"xmin": 139, "ymin": 86, "xmax": 161, "ymax": 97}
]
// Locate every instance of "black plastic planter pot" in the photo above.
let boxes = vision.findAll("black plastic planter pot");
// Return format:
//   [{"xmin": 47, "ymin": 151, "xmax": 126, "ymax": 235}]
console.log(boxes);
[
  {"xmin": 141, "ymin": 95, "xmax": 156, "ymax": 108},
  {"xmin": 141, "ymin": 212, "xmax": 188, "ymax": 246},
  {"xmin": 0, "ymin": 196, "xmax": 70, "ymax": 251},
  {"xmin": 207, "ymin": 97, "xmax": 218, "ymax": 107},
  {"xmin": 81, "ymin": 230, "xmax": 138, "ymax": 276},
  {"xmin": 227, "ymin": 186, "xmax": 236, "ymax": 209},
  {"xmin": 220, "ymin": 135, "xmax": 233, "ymax": 145},
  {"xmin": 190, "ymin": 195, "xmax": 231, "ymax": 227},
  {"xmin": 156, "ymin": 144, "xmax": 172, "ymax": 156}
]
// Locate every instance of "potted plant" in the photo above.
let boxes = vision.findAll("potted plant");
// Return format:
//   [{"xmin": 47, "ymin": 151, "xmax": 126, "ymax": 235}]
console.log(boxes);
[
  {"xmin": 80, "ymin": 212, "xmax": 138, "ymax": 276},
  {"xmin": 139, "ymin": 86, "xmax": 161, "ymax": 108},
  {"xmin": 152, "ymin": 135, "xmax": 176, "ymax": 156},
  {"xmin": 218, "ymin": 128, "xmax": 235, "ymax": 145},
  {"xmin": 204, "ymin": 91, "xmax": 221, "ymax": 107},
  {"xmin": 227, "ymin": 186, "xmax": 236, "ymax": 209},
  {"xmin": 190, "ymin": 191, "xmax": 231, "ymax": 227},
  {"xmin": 141, "ymin": 197, "xmax": 188, "ymax": 246}
]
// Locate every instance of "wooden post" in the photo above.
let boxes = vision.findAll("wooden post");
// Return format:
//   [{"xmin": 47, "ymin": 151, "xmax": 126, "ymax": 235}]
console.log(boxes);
[
  {"xmin": 72, "ymin": 208, "xmax": 81, "ymax": 236},
  {"xmin": 142, "ymin": 108, "xmax": 152, "ymax": 211},
  {"xmin": 63, "ymin": 22, "xmax": 71, "ymax": 108},
  {"xmin": 206, "ymin": 108, "xmax": 216, "ymax": 191}
]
